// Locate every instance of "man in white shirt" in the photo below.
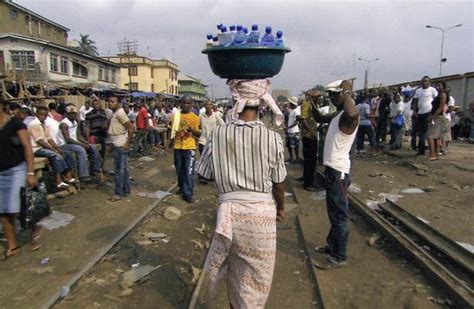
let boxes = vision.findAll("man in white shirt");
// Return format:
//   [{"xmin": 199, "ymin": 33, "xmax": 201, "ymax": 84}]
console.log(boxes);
[
  {"xmin": 198, "ymin": 100, "xmax": 225, "ymax": 155},
  {"xmin": 412, "ymin": 76, "xmax": 438, "ymax": 155},
  {"xmin": 389, "ymin": 93, "xmax": 405, "ymax": 149},
  {"xmin": 285, "ymin": 96, "xmax": 301, "ymax": 163}
]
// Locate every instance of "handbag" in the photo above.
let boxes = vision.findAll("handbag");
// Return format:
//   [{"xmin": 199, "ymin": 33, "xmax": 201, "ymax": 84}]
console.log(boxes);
[
  {"xmin": 393, "ymin": 114, "xmax": 405, "ymax": 129},
  {"xmin": 20, "ymin": 182, "xmax": 51, "ymax": 229}
]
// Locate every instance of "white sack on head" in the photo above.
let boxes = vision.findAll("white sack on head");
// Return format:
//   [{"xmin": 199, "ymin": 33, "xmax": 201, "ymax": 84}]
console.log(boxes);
[{"xmin": 227, "ymin": 79, "xmax": 284, "ymax": 126}]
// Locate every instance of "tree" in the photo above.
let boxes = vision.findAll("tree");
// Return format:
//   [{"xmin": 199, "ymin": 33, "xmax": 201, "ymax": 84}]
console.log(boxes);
[
  {"xmin": 311, "ymin": 84, "xmax": 325, "ymax": 91},
  {"xmin": 78, "ymin": 34, "xmax": 99, "ymax": 56},
  {"xmin": 276, "ymin": 95, "xmax": 288, "ymax": 103}
]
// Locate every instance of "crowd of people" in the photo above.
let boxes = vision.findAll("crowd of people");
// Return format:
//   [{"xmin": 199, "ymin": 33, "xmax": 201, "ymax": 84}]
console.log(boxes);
[
  {"xmin": 0, "ymin": 76, "xmax": 471, "ymax": 308},
  {"xmin": 0, "ymin": 94, "xmax": 227, "ymax": 260}
]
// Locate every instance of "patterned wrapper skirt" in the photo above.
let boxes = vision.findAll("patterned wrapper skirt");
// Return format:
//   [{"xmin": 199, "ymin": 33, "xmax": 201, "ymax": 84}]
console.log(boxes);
[
  {"xmin": 0, "ymin": 162, "xmax": 26, "ymax": 214},
  {"xmin": 202, "ymin": 194, "xmax": 277, "ymax": 309}
]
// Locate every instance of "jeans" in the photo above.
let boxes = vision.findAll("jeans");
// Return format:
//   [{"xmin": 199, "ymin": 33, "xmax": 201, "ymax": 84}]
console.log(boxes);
[
  {"xmin": 90, "ymin": 131, "xmax": 107, "ymax": 162},
  {"xmin": 416, "ymin": 112, "xmax": 430, "ymax": 155},
  {"xmin": 411, "ymin": 116, "xmax": 418, "ymax": 149},
  {"xmin": 34, "ymin": 149, "xmax": 76, "ymax": 175},
  {"xmin": 393, "ymin": 126, "xmax": 404, "ymax": 148},
  {"xmin": 302, "ymin": 137, "xmax": 318, "ymax": 187},
  {"xmin": 131, "ymin": 129, "xmax": 151, "ymax": 157},
  {"xmin": 112, "ymin": 146, "xmax": 130, "ymax": 197},
  {"xmin": 324, "ymin": 166, "xmax": 350, "ymax": 261},
  {"xmin": 61, "ymin": 144, "xmax": 102, "ymax": 177},
  {"xmin": 356, "ymin": 125, "xmax": 375, "ymax": 150},
  {"xmin": 376, "ymin": 117, "xmax": 388, "ymax": 144},
  {"xmin": 174, "ymin": 149, "xmax": 195, "ymax": 200},
  {"xmin": 0, "ymin": 162, "xmax": 26, "ymax": 214}
]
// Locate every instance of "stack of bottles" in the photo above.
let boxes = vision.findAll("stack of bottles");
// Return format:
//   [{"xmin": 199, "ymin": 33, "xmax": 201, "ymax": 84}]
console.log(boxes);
[{"xmin": 205, "ymin": 24, "xmax": 285, "ymax": 48}]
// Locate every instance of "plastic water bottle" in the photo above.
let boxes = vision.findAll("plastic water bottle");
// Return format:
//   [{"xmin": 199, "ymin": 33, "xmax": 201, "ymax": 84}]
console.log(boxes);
[
  {"xmin": 246, "ymin": 24, "xmax": 260, "ymax": 45},
  {"xmin": 243, "ymin": 27, "xmax": 248, "ymax": 35},
  {"xmin": 206, "ymin": 34, "xmax": 213, "ymax": 47},
  {"xmin": 229, "ymin": 25, "xmax": 236, "ymax": 41},
  {"xmin": 212, "ymin": 36, "xmax": 219, "ymax": 46},
  {"xmin": 275, "ymin": 31, "xmax": 284, "ymax": 47},
  {"xmin": 261, "ymin": 26, "xmax": 275, "ymax": 46},
  {"xmin": 218, "ymin": 26, "xmax": 233, "ymax": 47},
  {"xmin": 217, "ymin": 24, "xmax": 223, "ymax": 33},
  {"xmin": 233, "ymin": 25, "xmax": 247, "ymax": 46}
]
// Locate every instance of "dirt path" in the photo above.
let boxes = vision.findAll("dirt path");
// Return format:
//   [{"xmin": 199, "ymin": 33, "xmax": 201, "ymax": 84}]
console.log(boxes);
[{"xmin": 0, "ymin": 152, "xmax": 175, "ymax": 308}]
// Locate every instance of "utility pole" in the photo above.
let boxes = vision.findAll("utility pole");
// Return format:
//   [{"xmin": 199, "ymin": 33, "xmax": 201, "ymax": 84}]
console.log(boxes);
[
  {"xmin": 358, "ymin": 57, "xmax": 379, "ymax": 89},
  {"xmin": 117, "ymin": 38, "xmax": 138, "ymax": 93},
  {"xmin": 426, "ymin": 24, "xmax": 463, "ymax": 76}
]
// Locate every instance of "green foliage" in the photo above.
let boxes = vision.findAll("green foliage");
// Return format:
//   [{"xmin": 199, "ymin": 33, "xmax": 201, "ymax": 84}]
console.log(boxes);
[{"xmin": 78, "ymin": 34, "xmax": 99, "ymax": 56}]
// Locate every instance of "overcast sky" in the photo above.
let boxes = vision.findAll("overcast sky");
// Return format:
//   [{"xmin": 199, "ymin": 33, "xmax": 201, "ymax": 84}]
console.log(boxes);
[{"xmin": 16, "ymin": 0, "xmax": 474, "ymax": 97}]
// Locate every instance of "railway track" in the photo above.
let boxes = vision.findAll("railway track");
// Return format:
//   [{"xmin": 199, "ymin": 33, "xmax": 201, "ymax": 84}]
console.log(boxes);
[{"xmin": 315, "ymin": 168, "xmax": 473, "ymax": 308}]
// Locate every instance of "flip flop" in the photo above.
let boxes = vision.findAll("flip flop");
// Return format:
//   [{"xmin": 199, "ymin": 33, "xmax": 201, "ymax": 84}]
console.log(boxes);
[
  {"xmin": 57, "ymin": 182, "xmax": 70, "ymax": 189},
  {"xmin": 106, "ymin": 196, "xmax": 122, "ymax": 203},
  {"xmin": 67, "ymin": 178, "xmax": 76, "ymax": 184},
  {"xmin": 428, "ymin": 157, "xmax": 438, "ymax": 161},
  {"xmin": 0, "ymin": 247, "xmax": 20, "ymax": 261}
]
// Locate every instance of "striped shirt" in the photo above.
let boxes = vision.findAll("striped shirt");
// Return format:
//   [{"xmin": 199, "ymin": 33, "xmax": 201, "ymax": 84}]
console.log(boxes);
[{"xmin": 197, "ymin": 119, "xmax": 287, "ymax": 194}]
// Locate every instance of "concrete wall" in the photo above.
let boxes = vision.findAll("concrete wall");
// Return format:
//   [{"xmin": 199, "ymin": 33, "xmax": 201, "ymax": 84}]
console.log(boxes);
[
  {"xmin": 0, "ymin": 1, "xmax": 68, "ymax": 45},
  {"xmin": 0, "ymin": 37, "xmax": 119, "ymax": 87}
]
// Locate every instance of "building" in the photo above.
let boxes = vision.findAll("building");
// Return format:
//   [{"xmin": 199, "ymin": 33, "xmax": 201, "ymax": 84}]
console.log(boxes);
[
  {"xmin": 272, "ymin": 89, "xmax": 291, "ymax": 101},
  {"xmin": 0, "ymin": 33, "xmax": 121, "ymax": 88},
  {"xmin": 178, "ymin": 73, "xmax": 207, "ymax": 100},
  {"xmin": 0, "ymin": 0, "xmax": 69, "ymax": 46},
  {"xmin": 102, "ymin": 55, "xmax": 179, "ymax": 95}
]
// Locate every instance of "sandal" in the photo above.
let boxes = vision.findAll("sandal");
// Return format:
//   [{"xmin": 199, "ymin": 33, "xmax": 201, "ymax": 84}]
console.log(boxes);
[
  {"xmin": 106, "ymin": 196, "xmax": 122, "ymax": 204},
  {"xmin": 428, "ymin": 157, "xmax": 438, "ymax": 161},
  {"xmin": 57, "ymin": 182, "xmax": 70, "ymax": 189},
  {"xmin": 0, "ymin": 247, "xmax": 20, "ymax": 261},
  {"xmin": 31, "ymin": 234, "xmax": 43, "ymax": 252}
]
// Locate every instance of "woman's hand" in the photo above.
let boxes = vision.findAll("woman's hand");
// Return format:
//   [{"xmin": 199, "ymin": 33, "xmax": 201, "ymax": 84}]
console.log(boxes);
[{"xmin": 27, "ymin": 174, "xmax": 38, "ymax": 188}]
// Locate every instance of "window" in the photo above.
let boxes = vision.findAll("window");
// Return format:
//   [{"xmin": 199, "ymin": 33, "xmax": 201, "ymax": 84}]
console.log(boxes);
[
  {"xmin": 125, "ymin": 83, "xmax": 139, "ymax": 91},
  {"xmin": 60, "ymin": 56, "xmax": 69, "ymax": 73},
  {"xmin": 49, "ymin": 53, "xmax": 58, "ymax": 72},
  {"xmin": 129, "ymin": 66, "xmax": 138, "ymax": 76},
  {"xmin": 72, "ymin": 60, "xmax": 88, "ymax": 77},
  {"xmin": 111, "ymin": 69, "xmax": 116, "ymax": 83},
  {"xmin": 98, "ymin": 66, "xmax": 104, "ymax": 80},
  {"xmin": 9, "ymin": 9, "xmax": 18, "ymax": 21},
  {"xmin": 11, "ymin": 51, "xmax": 35, "ymax": 70},
  {"xmin": 151, "ymin": 84, "xmax": 155, "ymax": 92},
  {"xmin": 104, "ymin": 68, "xmax": 109, "ymax": 81},
  {"xmin": 151, "ymin": 69, "xmax": 154, "ymax": 78}
]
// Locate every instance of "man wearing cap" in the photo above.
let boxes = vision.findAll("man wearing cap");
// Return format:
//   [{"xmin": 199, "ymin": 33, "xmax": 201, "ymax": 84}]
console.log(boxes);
[
  {"xmin": 197, "ymin": 79, "xmax": 286, "ymax": 308},
  {"xmin": 57, "ymin": 105, "xmax": 103, "ymax": 182},
  {"xmin": 300, "ymin": 90, "xmax": 321, "ymax": 191},
  {"xmin": 285, "ymin": 96, "xmax": 301, "ymax": 164},
  {"xmin": 311, "ymin": 80, "xmax": 360, "ymax": 269}
]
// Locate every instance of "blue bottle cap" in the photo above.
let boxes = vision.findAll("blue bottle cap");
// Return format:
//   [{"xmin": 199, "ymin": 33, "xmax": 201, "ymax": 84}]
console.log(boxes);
[
  {"xmin": 221, "ymin": 26, "xmax": 227, "ymax": 33},
  {"xmin": 230, "ymin": 25, "xmax": 236, "ymax": 31},
  {"xmin": 276, "ymin": 31, "xmax": 283, "ymax": 38},
  {"xmin": 252, "ymin": 24, "xmax": 258, "ymax": 31},
  {"xmin": 243, "ymin": 27, "xmax": 248, "ymax": 34},
  {"xmin": 265, "ymin": 26, "xmax": 272, "ymax": 34},
  {"xmin": 212, "ymin": 36, "xmax": 218, "ymax": 41},
  {"xmin": 217, "ymin": 24, "xmax": 222, "ymax": 29},
  {"xmin": 207, "ymin": 34, "xmax": 213, "ymax": 39},
  {"xmin": 236, "ymin": 25, "xmax": 243, "ymax": 31}
]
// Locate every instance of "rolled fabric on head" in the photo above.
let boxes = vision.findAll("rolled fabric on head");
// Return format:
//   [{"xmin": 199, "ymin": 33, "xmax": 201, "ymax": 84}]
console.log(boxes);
[{"xmin": 227, "ymin": 79, "xmax": 284, "ymax": 126}]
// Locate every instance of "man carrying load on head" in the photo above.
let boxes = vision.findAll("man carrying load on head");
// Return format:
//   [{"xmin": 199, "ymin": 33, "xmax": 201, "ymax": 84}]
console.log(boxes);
[{"xmin": 198, "ymin": 79, "xmax": 287, "ymax": 308}]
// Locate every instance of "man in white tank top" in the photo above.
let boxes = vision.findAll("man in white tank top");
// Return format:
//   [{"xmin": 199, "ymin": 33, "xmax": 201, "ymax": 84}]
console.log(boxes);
[
  {"xmin": 58, "ymin": 105, "xmax": 103, "ymax": 182},
  {"xmin": 310, "ymin": 80, "xmax": 359, "ymax": 269}
]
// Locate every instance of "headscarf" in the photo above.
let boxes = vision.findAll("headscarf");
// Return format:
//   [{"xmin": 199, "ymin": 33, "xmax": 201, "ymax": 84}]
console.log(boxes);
[{"xmin": 227, "ymin": 79, "xmax": 284, "ymax": 126}]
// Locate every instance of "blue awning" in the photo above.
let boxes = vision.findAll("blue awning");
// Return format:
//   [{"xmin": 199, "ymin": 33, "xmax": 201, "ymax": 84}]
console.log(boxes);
[{"xmin": 130, "ymin": 91, "xmax": 157, "ymax": 98}]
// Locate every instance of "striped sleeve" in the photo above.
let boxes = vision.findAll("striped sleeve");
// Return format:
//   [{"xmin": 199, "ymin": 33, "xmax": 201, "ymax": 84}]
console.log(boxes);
[
  {"xmin": 270, "ymin": 133, "xmax": 287, "ymax": 183},
  {"xmin": 197, "ymin": 137, "xmax": 214, "ymax": 180}
]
